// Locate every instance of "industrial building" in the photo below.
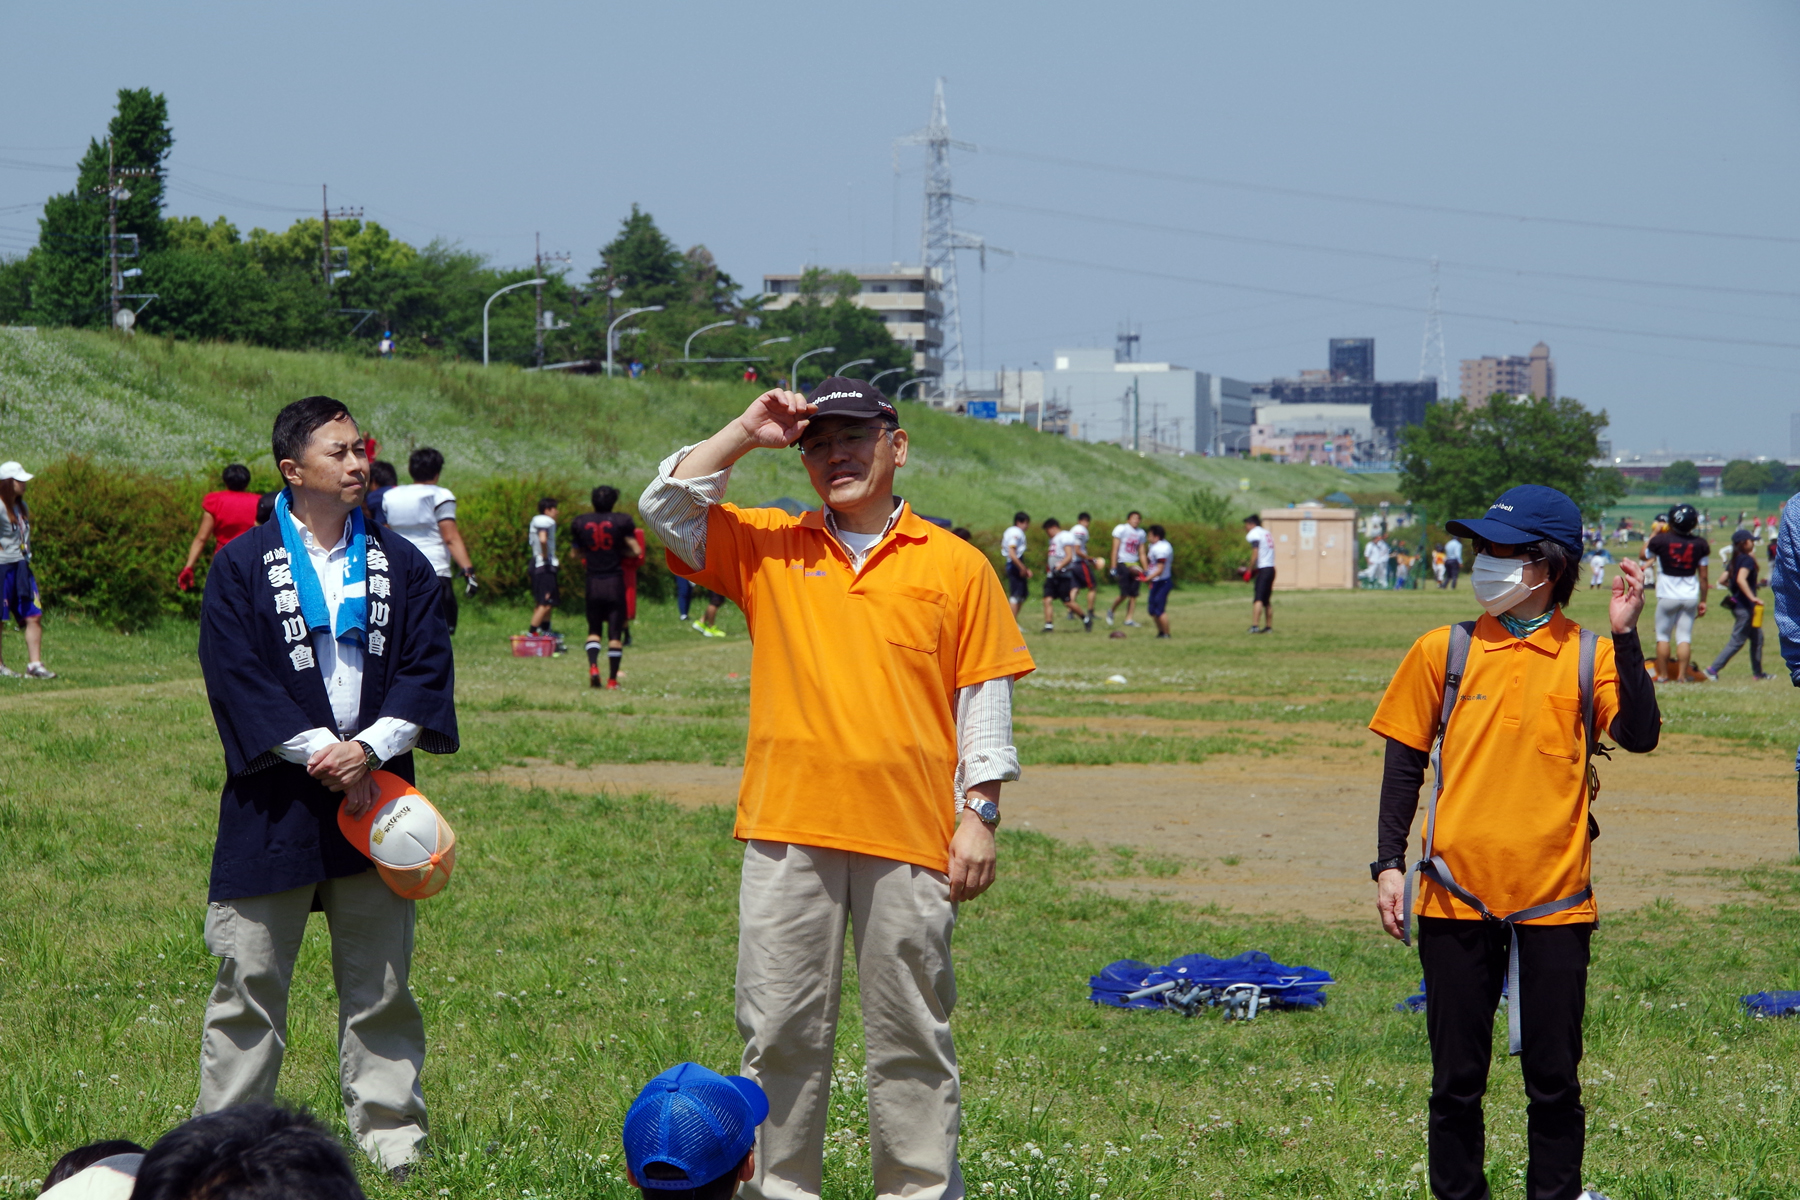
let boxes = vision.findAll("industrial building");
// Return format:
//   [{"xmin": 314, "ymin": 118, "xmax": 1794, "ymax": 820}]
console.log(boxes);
[
  {"xmin": 990, "ymin": 348, "xmax": 1255, "ymax": 456},
  {"xmin": 761, "ymin": 265, "xmax": 944, "ymax": 378}
]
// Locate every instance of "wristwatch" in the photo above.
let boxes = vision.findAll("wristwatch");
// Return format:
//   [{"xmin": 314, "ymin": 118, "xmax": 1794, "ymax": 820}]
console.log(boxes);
[
  {"xmin": 963, "ymin": 796, "xmax": 1001, "ymax": 827},
  {"xmin": 355, "ymin": 739, "xmax": 383, "ymax": 773},
  {"xmin": 1369, "ymin": 856, "xmax": 1405, "ymax": 881}
]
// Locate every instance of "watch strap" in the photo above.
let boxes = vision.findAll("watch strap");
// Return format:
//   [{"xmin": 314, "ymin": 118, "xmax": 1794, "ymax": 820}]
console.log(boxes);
[
  {"xmin": 355, "ymin": 739, "xmax": 382, "ymax": 770},
  {"xmin": 1370, "ymin": 855, "xmax": 1405, "ymax": 881}
]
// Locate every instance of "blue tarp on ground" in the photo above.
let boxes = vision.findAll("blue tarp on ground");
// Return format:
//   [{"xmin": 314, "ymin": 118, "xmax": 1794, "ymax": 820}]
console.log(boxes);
[
  {"xmin": 1743, "ymin": 990, "xmax": 1800, "ymax": 1018},
  {"xmin": 1089, "ymin": 951, "xmax": 1334, "ymax": 1010}
]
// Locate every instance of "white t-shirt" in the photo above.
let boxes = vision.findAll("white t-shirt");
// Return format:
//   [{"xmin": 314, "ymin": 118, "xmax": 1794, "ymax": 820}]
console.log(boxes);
[
  {"xmin": 1144, "ymin": 538, "xmax": 1174, "ymax": 583},
  {"xmin": 1001, "ymin": 524, "xmax": 1028, "ymax": 567},
  {"xmin": 383, "ymin": 483, "xmax": 457, "ymax": 577},
  {"xmin": 529, "ymin": 513, "xmax": 558, "ymax": 568},
  {"xmin": 1070, "ymin": 523, "xmax": 1090, "ymax": 555},
  {"xmin": 1049, "ymin": 529, "xmax": 1080, "ymax": 571},
  {"xmin": 1245, "ymin": 525, "xmax": 1275, "ymax": 569},
  {"xmin": 1112, "ymin": 523, "xmax": 1146, "ymax": 564}
]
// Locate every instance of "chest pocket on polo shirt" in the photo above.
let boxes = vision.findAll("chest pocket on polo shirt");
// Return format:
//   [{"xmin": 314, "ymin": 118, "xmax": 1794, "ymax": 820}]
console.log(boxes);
[
  {"xmin": 1536, "ymin": 692, "xmax": 1583, "ymax": 761},
  {"xmin": 863, "ymin": 582, "xmax": 947, "ymax": 653}
]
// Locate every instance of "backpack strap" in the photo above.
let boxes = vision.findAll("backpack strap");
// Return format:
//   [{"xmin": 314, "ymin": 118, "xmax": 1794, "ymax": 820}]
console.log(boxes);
[{"xmin": 1401, "ymin": 621, "xmax": 1475, "ymax": 950}]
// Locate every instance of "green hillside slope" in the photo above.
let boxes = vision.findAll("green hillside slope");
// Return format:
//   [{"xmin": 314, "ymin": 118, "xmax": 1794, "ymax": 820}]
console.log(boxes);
[{"xmin": 0, "ymin": 327, "xmax": 1392, "ymax": 525}]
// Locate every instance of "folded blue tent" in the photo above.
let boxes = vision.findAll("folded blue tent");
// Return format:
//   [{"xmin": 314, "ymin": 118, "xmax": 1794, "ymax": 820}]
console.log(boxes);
[
  {"xmin": 1742, "ymin": 990, "xmax": 1800, "ymax": 1018},
  {"xmin": 1090, "ymin": 952, "xmax": 1333, "ymax": 1019}
]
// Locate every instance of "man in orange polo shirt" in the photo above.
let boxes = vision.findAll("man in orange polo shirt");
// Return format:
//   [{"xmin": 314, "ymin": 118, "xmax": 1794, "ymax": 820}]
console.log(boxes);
[
  {"xmin": 1370, "ymin": 485, "xmax": 1659, "ymax": 1200},
  {"xmin": 640, "ymin": 377, "xmax": 1034, "ymax": 1200}
]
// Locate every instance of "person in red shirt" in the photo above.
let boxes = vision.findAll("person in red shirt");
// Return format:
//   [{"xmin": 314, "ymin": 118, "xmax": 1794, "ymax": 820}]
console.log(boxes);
[{"xmin": 178, "ymin": 465, "xmax": 261, "ymax": 591}]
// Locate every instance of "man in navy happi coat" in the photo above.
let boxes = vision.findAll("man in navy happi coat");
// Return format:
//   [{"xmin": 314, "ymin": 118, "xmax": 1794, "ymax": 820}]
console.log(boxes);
[{"xmin": 196, "ymin": 395, "xmax": 457, "ymax": 1172}]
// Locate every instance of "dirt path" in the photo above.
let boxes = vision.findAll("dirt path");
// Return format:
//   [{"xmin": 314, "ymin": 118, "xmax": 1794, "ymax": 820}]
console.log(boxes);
[{"xmin": 477, "ymin": 733, "xmax": 1796, "ymax": 919}]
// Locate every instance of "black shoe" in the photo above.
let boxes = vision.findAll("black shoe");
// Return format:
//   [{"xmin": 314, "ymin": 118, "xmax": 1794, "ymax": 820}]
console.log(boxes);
[
  {"xmin": 1248, "ymin": 625, "xmax": 1260, "ymax": 634},
  {"xmin": 1082, "ymin": 613, "xmax": 1094, "ymax": 632},
  {"xmin": 589, "ymin": 667, "xmax": 602, "ymax": 689},
  {"xmin": 1156, "ymin": 633, "xmax": 1172, "ymax": 639}
]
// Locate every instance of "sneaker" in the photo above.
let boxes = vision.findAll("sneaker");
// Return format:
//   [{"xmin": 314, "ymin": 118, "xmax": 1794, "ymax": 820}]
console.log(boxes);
[
  {"xmin": 1249, "ymin": 625, "xmax": 1260, "ymax": 634},
  {"xmin": 706, "ymin": 625, "xmax": 727, "ymax": 638},
  {"xmin": 606, "ymin": 678, "xmax": 621, "ymax": 690},
  {"xmin": 677, "ymin": 612, "xmax": 690, "ymax": 622},
  {"xmin": 24, "ymin": 663, "xmax": 55, "ymax": 679},
  {"xmin": 1082, "ymin": 613, "xmax": 1094, "ymax": 632},
  {"xmin": 1703, "ymin": 666, "xmax": 1719, "ymax": 681},
  {"xmin": 1124, "ymin": 619, "xmax": 1139, "ymax": 627},
  {"xmin": 1155, "ymin": 633, "xmax": 1172, "ymax": 640},
  {"xmin": 0, "ymin": 664, "xmax": 17, "ymax": 678},
  {"xmin": 589, "ymin": 666, "xmax": 601, "ymax": 689},
  {"xmin": 1104, "ymin": 612, "xmax": 1114, "ymax": 626},
  {"xmin": 692, "ymin": 620, "xmax": 710, "ymax": 636},
  {"xmin": 1041, "ymin": 623, "xmax": 1055, "ymax": 633},
  {"xmin": 1754, "ymin": 673, "xmax": 1774, "ymax": 681},
  {"xmin": 1577, "ymin": 1190, "xmax": 1613, "ymax": 1200}
]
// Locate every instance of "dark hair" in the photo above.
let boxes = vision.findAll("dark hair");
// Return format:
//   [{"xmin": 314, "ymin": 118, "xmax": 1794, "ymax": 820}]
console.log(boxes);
[
  {"xmin": 408, "ymin": 447, "xmax": 444, "ymax": 482},
  {"xmin": 271, "ymin": 396, "xmax": 354, "ymax": 467},
  {"xmin": 952, "ymin": 527, "xmax": 972, "ymax": 541},
  {"xmin": 42, "ymin": 1140, "xmax": 146, "ymax": 1192},
  {"xmin": 539, "ymin": 496, "xmax": 560, "ymax": 514},
  {"xmin": 1013, "ymin": 511, "xmax": 1030, "ymax": 524},
  {"xmin": 1474, "ymin": 536, "xmax": 1579, "ymax": 609},
  {"xmin": 1127, "ymin": 510, "xmax": 1140, "ymax": 520},
  {"xmin": 131, "ymin": 1105, "xmax": 364, "ymax": 1200},
  {"xmin": 369, "ymin": 460, "xmax": 398, "ymax": 490},
  {"xmin": 1148, "ymin": 524, "xmax": 1166, "ymax": 539},
  {"xmin": 592, "ymin": 485, "xmax": 620, "ymax": 512},
  {"xmin": 636, "ymin": 1152, "xmax": 750, "ymax": 1200},
  {"xmin": 256, "ymin": 491, "xmax": 279, "ymax": 525},
  {"xmin": 221, "ymin": 464, "xmax": 251, "ymax": 492},
  {"xmin": 1041, "ymin": 517, "xmax": 1060, "ymax": 531},
  {"xmin": 1077, "ymin": 512, "xmax": 1091, "ymax": 522},
  {"xmin": 1243, "ymin": 514, "xmax": 1259, "ymax": 524}
]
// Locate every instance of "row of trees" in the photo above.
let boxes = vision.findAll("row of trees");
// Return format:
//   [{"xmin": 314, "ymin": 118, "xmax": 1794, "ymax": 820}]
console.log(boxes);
[
  {"xmin": 1649, "ymin": 458, "xmax": 1791, "ymax": 496},
  {"xmin": 0, "ymin": 90, "xmax": 908, "ymax": 385}
]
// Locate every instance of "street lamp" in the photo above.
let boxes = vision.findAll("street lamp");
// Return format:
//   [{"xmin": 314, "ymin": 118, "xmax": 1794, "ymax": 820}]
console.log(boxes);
[
  {"xmin": 757, "ymin": 336, "xmax": 793, "ymax": 348},
  {"xmin": 790, "ymin": 345, "xmax": 835, "ymax": 391},
  {"xmin": 834, "ymin": 357, "xmax": 874, "ymax": 377},
  {"xmin": 869, "ymin": 367, "xmax": 905, "ymax": 391},
  {"xmin": 483, "ymin": 278, "xmax": 548, "ymax": 366},
  {"xmin": 684, "ymin": 319, "xmax": 738, "ymax": 361},
  {"xmin": 607, "ymin": 306, "xmax": 664, "ymax": 377},
  {"xmin": 896, "ymin": 376, "xmax": 930, "ymax": 400}
]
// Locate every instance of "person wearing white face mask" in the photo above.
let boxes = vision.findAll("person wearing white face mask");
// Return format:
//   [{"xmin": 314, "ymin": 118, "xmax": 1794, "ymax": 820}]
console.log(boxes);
[{"xmin": 1368, "ymin": 484, "xmax": 1660, "ymax": 1200}]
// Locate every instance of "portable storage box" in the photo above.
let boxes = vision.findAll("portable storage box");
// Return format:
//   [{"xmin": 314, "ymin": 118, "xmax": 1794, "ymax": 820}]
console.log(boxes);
[{"xmin": 510, "ymin": 634, "xmax": 558, "ymax": 658}]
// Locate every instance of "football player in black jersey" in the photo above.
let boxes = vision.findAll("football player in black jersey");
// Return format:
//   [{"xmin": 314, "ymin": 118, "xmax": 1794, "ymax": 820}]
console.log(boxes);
[{"xmin": 571, "ymin": 486, "xmax": 641, "ymax": 689}]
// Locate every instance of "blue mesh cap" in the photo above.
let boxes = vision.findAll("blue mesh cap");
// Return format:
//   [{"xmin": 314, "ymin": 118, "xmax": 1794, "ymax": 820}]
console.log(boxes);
[{"xmin": 622, "ymin": 1063, "xmax": 769, "ymax": 1191}]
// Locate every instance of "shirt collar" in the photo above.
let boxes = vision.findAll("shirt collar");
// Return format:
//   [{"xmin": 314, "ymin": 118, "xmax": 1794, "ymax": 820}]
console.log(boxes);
[
  {"xmin": 801, "ymin": 498, "xmax": 929, "ymax": 563},
  {"xmin": 1476, "ymin": 607, "xmax": 1571, "ymax": 655}
]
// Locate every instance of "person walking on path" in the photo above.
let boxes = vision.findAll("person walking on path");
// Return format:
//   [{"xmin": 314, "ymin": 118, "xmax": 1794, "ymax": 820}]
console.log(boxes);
[
  {"xmin": 1244, "ymin": 513, "xmax": 1275, "ymax": 633},
  {"xmin": 1142, "ymin": 523, "xmax": 1175, "ymax": 639},
  {"xmin": 640, "ymin": 377, "xmax": 1034, "ymax": 1200},
  {"xmin": 1107, "ymin": 510, "xmax": 1146, "ymax": 627},
  {"xmin": 382, "ymin": 448, "xmax": 478, "ymax": 635},
  {"xmin": 1370, "ymin": 484, "xmax": 1659, "ymax": 1200},
  {"xmin": 178, "ymin": 464, "xmax": 262, "ymax": 592},
  {"xmin": 571, "ymin": 486, "xmax": 641, "ymax": 689},
  {"xmin": 1645, "ymin": 503, "xmax": 1709, "ymax": 682},
  {"xmin": 1442, "ymin": 535, "xmax": 1463, "ymax": 589},
  {"xmin": 1002, "ymin": 511, "xmax": 1032, "ymax": 620},
  {"xmin": 1706, "ymin": 529, "xmax": 1768, "ymax": 681},
  {"xmin": 193, "ymin": 396, "xmax": 458, "ymax": 1172},
  {"xmin": 0, "ymin": 461, "xmax": 52, "ymax": 678}
]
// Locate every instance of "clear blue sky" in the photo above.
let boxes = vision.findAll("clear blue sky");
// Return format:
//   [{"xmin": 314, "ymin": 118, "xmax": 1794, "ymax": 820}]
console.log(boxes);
[{"xmin": 3, "ymin": 0, "xmax": 1795, "ymax": 457}]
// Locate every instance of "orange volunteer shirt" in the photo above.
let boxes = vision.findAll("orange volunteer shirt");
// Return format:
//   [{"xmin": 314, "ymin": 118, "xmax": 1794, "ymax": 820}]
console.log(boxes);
[
  {"xmin": 670, "ymin": 501, "xmax": 1035, "ymax": 872},
  {"xmin": 1369, "ymin": 610, "xmax": 1619, "ymax": 925}
]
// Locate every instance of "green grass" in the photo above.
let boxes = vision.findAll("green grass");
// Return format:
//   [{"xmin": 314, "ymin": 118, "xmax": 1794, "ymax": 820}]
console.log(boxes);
[
  {"xmin": 1, "ymin": 585, "xmax": 1797, "ymax": 1198},
  {"xmin": 0, "ymin": 327, "xmax": 1389, "ymax": 529}
]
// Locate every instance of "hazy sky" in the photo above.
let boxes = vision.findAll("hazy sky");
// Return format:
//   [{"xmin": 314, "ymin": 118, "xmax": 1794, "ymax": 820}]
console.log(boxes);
[{"xmin": 3, "ymin": 1, "xmax": 1795, "ymax": 457}]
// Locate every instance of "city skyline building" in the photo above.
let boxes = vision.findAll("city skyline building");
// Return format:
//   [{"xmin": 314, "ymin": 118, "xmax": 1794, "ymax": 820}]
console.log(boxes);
[
  {"xmin": 1460, "ymin": 342, "xmax": 1556, "ymax": 402},
  {"xmin": 1255, "ymin": 338, "xmax": 1436, "ymax": 453}
]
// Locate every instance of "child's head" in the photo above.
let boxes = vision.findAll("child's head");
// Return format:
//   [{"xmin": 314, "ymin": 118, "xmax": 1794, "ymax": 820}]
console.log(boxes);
[{"xmin": 623, "ymin": 1063, "xmax": 768, "ymax": 1200}]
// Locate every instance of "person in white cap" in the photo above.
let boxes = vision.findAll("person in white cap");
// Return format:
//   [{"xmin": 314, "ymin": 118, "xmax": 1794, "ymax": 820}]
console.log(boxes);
[{"xmin": 0, "ymin": 461, "xmax": 53, "ymax": 679}]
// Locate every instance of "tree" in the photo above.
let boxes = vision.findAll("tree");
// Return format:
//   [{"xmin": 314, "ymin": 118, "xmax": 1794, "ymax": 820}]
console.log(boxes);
[
  {"xmin": 1719, "ymin": 460, "xmax": 1769, "ymax": 495},
  {"xmin": 29, "ymin": 88, "xmax": 173, "ymax": 328},
  {"xmin": 593, "ymin": 205, "xmax": 685, "ymax": 308},
  {"xmin": 1659, "ymin": 460, "xmax": 1700, "ymax": 494},
  {"xmin": 1767, "ymin": 461, "xmax": 1793, "ymax": 495},
  {"xmin": 1397, "ymin": 394, "xmax": 1625, "ymax": 520}
]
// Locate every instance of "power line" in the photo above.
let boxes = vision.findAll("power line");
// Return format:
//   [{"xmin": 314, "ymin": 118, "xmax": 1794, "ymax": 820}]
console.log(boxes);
[
  {"xmin": 1004, "ymin": 248, "xmax": 1800, "ymax": 351},
  {"xmin": 978, "ymin": 144, "xmax": 1800, "ymax": 246}
]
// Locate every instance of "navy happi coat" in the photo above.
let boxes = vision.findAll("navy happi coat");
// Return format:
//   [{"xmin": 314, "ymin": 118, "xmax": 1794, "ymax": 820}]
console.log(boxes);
[{"xmin": 198, "ymin": 514, "xmax": 458, "ymax": 902}]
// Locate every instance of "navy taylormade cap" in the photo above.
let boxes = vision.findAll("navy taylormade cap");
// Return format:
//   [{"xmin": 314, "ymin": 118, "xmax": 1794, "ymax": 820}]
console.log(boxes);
[
  {"xmin": 805, "ymin": 376, "xmax": 899, "ymax": 424},
  {"xmin": 1445, "ymin": 484, "xmax": 1583, "ymax": 558},
  {"xmin": 622, "ymin": 1062, "xmax": 768, "ymax": 1191}
]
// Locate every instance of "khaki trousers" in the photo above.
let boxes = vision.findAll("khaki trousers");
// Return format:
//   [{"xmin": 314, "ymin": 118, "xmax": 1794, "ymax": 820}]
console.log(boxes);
[
  {"xmin": 195, "ymin": 869, "xmax": 427, "ymax": 1168},
  {"xmin": 737, "ymin": 840, "xmax": 962, "ymax": 1200}
]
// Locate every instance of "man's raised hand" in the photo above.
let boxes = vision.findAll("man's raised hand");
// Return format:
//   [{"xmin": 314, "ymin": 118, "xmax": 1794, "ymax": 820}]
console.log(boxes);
[
  {"xmin": 1610, "ymin": 557, "xmax": 1646, "ymax": 634},
  {"xmin": 736, "ymin": 389, "xmax": 817, "ymax": 449}
]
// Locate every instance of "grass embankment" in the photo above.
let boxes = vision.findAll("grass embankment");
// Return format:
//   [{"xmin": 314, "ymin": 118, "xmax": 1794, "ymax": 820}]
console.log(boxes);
[
  {"xmin": 0, "ymin": 326, "xmax": 1388, "ymax": 528},
  {"xmin": 2, "ymin": 589, "xmax": 1798, "ymax": 1199}
]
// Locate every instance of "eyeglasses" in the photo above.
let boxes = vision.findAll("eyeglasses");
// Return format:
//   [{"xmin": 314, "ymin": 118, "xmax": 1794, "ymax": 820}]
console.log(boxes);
[
  {"xmin": 1475, "ymin": 538, "xmax": 1544, "ymax": 564},
  {"xmin": 796, "ymin": 426, "xmax": 890, "ymax": 460}
]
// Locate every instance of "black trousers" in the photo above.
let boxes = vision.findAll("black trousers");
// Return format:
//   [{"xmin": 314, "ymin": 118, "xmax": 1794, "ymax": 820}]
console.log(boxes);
[
  {"xmin": 1417, "ymin": 916, "xmax": 1592, "ymax": 1200},
  {"xmin": 437, "ymin": 574, "xmax": 458, "ymax": 635}
]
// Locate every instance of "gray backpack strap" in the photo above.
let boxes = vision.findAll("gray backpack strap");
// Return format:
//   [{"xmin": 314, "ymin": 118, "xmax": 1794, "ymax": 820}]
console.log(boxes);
[
  {"xmin": 1580, "ymin": 629, "xmax": 1597, "ymax": 760},
  {"xmin": 1401, "ymin": 621, "xmax": 1476, "ymax": 949}
]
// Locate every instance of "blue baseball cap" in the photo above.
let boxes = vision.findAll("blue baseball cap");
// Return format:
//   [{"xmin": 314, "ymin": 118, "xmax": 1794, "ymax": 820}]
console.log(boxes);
[
  {"xmin": 622, "ymin": 1063, "xmax": 768, "ymax": 1191},
  {"xmin": 1445, "ymin": 485, "xmax": 1583, "ymax": 557}
]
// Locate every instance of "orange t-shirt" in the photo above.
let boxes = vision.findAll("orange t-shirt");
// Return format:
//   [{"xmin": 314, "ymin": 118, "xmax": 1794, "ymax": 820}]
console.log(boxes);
[
  {"xmin": 670, "ymin": 501, "xmax": 1036, "ymax": 871},
  {"xmin": 1369, "ymin": 611, "xmax": 1619, "ymax": 925}
]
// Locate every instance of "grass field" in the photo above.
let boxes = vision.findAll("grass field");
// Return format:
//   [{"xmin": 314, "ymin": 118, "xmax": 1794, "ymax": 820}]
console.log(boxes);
[
  {"xmin": 0, "ymin": 327, "xmax": 1393, "ymax": 530},
  {"xmin": 3, "ymin": 584, "xmax": 1799, "ymax": 1200}
]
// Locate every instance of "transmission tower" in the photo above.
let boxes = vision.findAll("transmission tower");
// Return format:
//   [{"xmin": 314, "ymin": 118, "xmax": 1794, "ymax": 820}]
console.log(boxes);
[
  {"xmin": 1417, "ymin": 257, "xmax": 1449, "ymax": 399},
  {"xmin": 897, "ymin": 78, "xmax": 984, "ymax": 398}
]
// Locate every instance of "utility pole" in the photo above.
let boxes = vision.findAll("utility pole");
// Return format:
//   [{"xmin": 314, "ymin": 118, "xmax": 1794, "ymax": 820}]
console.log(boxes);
[
  {"xmin": 1133, "ymin": 377, "xmax": 1141, "ymax": 452},
  {"xmin": 320, "ymin": 185, "xmax": 363, "ymax": 292},
  {"xmin": 93, "ymin": 138, "xmax": 156, "ymax": 329},
  {"xmin": 531, "ymin": 234, "xmax": 573, "ymax": 369}
]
